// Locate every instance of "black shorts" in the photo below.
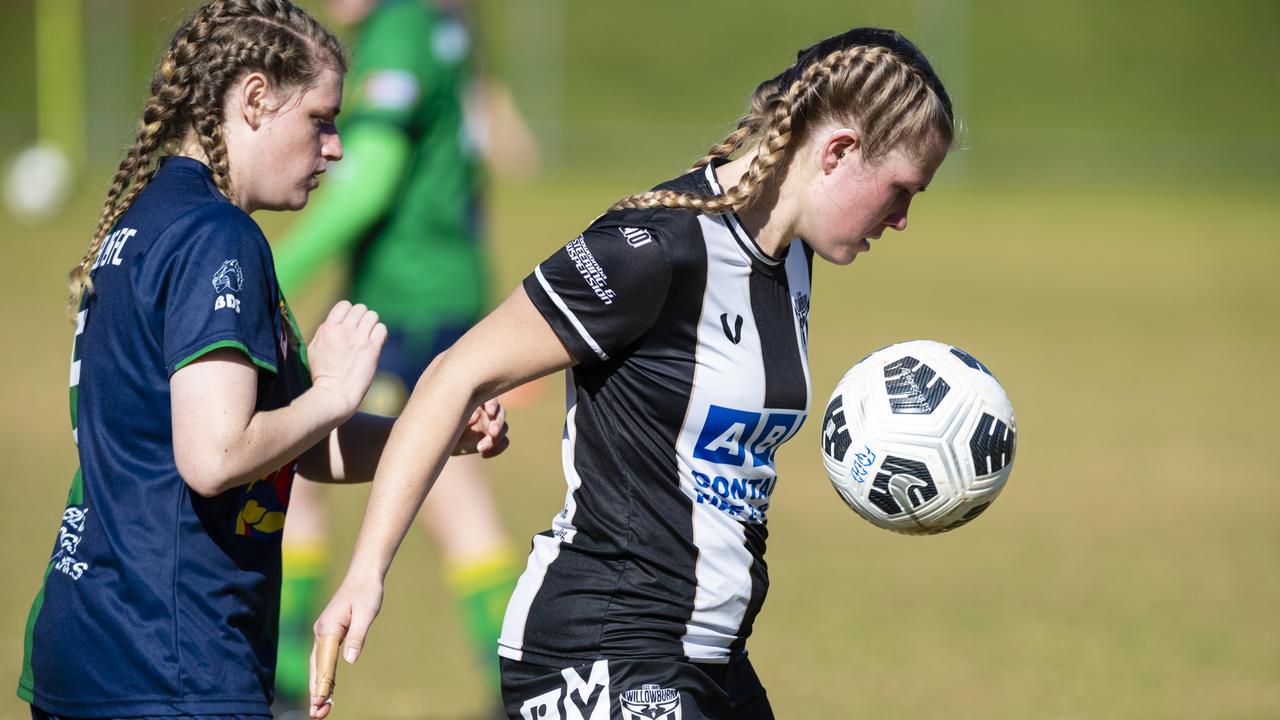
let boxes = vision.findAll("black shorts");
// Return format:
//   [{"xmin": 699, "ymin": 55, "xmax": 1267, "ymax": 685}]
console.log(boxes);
[{"xmin": 501, "ymin": 655, "xmax": 773, "ymax": 720}]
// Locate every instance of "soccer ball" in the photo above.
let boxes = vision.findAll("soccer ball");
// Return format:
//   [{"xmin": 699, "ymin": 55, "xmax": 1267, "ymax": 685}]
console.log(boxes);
[{"xmin": 820, "ymin": 340, "xmax": 1017, "ymax": 534}]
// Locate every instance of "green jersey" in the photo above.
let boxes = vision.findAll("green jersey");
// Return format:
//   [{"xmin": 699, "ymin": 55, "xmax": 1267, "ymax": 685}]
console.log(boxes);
[{"xmin": 342, "ymin": 0, "xmax": 485, "ymax": 328}]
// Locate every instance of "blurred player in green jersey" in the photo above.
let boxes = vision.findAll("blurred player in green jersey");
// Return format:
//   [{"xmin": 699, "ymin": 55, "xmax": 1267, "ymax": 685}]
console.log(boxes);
[{"xmin": 271, "ymin": 0, "xmax": 538, "ymax": 713}]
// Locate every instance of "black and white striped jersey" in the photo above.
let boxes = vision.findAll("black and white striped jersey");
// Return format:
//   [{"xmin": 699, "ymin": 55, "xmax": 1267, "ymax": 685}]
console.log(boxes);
[{"xmin": 504, "ymin": 161, "xmax": 812, "ymax": 665}]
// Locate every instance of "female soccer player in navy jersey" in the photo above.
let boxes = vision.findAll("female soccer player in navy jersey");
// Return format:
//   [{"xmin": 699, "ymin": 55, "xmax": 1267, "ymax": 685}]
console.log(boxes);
[
  {"xmin": 16, "ymin": 2, "xmax": 505, "ymax": 718},
  {"xmin": 312, "ymin": 27, "xmax": 955, "ymax": 720}
]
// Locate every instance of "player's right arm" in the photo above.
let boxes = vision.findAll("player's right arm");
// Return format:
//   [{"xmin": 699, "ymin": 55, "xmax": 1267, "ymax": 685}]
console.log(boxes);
[
  {"xmin": 308, "ymin": 219, "xmax": 673, "ymax": 717},
  {"xmin": 307, "ymin": 285, "xmax": 568, "ymax": 718},
  {"xmin": 171, "ymin": 300, "xmax": 387, "ymax": 497}
]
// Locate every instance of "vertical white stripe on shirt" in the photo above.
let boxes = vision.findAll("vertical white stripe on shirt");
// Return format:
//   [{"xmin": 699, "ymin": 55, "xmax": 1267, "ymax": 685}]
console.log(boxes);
[{"xmin": 676, "ymin": 215, "xmax": 764, "ymax": 661}]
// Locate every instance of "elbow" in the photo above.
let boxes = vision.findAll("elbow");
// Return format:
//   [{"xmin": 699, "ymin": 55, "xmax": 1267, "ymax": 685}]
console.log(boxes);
[
  {"xmin": 176, "ymin": 454, "xmax": 242, "ymax": 498},
  {"xmin": 419, "ymin": 346, "xmax": 497, "ymax": 406}
]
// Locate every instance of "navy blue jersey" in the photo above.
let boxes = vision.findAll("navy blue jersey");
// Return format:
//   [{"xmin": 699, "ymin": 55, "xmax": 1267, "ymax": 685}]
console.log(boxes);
[{"xmin": 18, "ymin": 157, "xmax": 310, "ymax": 716}]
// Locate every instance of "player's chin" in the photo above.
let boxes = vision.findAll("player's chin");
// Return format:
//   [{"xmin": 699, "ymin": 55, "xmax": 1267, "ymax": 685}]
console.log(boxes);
[
  {"xmin": 281, "ymin": 189, "xmax": 312, "ymax": 212},
  {"xmin": 818, "ymin": 244, "xmax": 862, "ymax": 266}
]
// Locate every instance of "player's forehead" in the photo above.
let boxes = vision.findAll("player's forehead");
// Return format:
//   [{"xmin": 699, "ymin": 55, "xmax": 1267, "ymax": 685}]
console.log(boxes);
[
  {"xmin": 881, "ymin": 143, "xmax": 945, "ymax": 190},
  {"xmin": 294, "ymin": 67, "xmax": 344, "ymax": 112}
]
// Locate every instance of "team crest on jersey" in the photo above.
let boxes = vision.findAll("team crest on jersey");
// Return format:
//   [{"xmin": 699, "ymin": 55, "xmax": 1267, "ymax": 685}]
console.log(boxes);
[
  {"xmin": 213, "ymin": 260, "xmax": 244, "ymax": 313},
  {"xmin": 212, "ymin": 259, "xmax": 243, "ymax": 293},
  {"xmin": 234, "ymin": 461, "xmax": 295, "ymax": 537},
  {"xmin": 792, "ymin": 292, "xmax": 809, "ymax": 350},
  {"xmin": 619, "ymin": 684, "xmax": 681, "ymax": 720}
]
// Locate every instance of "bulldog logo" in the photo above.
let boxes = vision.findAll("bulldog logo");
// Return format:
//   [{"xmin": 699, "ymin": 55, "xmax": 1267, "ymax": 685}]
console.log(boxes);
[{"xmin": 212, "ymin": 259, "xmax": 244, "ymax": 294}]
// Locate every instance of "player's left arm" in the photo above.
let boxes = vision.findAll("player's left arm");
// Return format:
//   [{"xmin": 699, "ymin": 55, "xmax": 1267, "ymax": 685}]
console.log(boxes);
[{"xmin": 294, "ymin": 403, "xmax": 507, "ymax": 485}]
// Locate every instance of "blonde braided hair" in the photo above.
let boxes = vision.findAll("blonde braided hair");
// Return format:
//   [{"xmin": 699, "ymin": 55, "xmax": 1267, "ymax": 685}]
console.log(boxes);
[
  {"xmin": 66, "ymin": 0, "xmax": 346, "ymax": 320},
  {"xmin": 612, "ymin": 28, "xmax": 955, "ymax": 215}
]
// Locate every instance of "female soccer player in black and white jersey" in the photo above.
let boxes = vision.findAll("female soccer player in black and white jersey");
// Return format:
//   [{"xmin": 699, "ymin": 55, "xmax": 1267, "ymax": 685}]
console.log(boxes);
[{"xmin": 311, "ymin": 27, "xmax": 955, "ymax": 720}]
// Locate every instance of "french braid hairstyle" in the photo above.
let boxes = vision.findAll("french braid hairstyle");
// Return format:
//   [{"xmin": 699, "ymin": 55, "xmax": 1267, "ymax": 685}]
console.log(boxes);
[
  {"xmin": 65, "ymin": 0, "xmax": 347, "ymax": 319},
  {"xmin": 612, "ymin": 28, "xmax": 955, "ymax": 214}
]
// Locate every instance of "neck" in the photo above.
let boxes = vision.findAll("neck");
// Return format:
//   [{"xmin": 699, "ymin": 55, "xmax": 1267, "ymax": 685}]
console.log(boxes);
[
  {"xmin": 712, "ymin": 152, "xmax": 796, "ymax": 259},
  {"xmin": 176, "ymin": 134, "xmax": 252, "ymax": 212}
]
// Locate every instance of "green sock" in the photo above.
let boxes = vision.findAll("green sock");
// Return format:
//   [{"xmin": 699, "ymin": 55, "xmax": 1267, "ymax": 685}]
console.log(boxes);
[
  {"xmin": 276, "ymin": 544, "xmax": 327, "ymax": 703},
  {"xmin": 446, "ymin": 547, "xmax": 520, "ymax": 693}
]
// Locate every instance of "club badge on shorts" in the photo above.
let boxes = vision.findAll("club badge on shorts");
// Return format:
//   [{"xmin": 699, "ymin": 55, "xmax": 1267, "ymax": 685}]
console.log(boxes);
[{"xmin": 619, "ymin": 684, "xmax": 681, "ymax": 720}]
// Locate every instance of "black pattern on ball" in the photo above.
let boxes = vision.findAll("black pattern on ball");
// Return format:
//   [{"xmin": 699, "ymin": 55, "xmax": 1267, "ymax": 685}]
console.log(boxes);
[
  {"xmin": 821, "ymin": 395, "xmax": 850, "ymax": 460},
  {"xmin": 950, "ymin": 347, "xmax": 995, "ymax": 377},
  {"xmin": 869, "ymin": 456, "xmax": 937, "ymax": 516},
  {"xmin": 969, "ymin": 413, "xmax": 1016, "ymax": 476},
  {"xmin": 884, "ymin": 356, "xmax": 950, "ymax": 414}
]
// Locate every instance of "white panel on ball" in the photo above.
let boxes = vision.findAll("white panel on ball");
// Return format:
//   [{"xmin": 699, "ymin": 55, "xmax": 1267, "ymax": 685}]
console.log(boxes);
[{"xmin": 820, "ymin": 340, "xmax": 1016, "ymax": 535}]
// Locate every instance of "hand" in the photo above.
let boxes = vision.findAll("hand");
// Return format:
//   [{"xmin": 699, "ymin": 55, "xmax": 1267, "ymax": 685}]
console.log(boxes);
[
  {"xmin": 309, "ymin": 574, "xmax": 385, "ymax": 719},
  {"xmin": 452, "ymin": 399, "xmax": 509, "ymax": 458},
  {"xmin": 307, "ymin": 301, "xmax": 388, "ymax": 421}
]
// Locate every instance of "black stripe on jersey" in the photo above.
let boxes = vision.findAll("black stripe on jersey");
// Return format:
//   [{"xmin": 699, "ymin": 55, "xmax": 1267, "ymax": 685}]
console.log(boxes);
[
  {"xmin": 749, "ymin": 270, "xmax": 808, "ymax": 410},
  {"xmin": 729, "ymin": 523, "xmax": 769, "ymax": 655}
]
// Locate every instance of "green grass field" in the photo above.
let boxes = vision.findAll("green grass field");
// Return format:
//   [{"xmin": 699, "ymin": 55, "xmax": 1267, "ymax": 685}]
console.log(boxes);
[{"xmin": 1, "ymin": 1, "xmax": 1278, "ymax": 718}]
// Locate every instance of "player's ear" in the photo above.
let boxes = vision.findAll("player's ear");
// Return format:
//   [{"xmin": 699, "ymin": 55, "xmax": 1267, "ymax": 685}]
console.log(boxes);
[
  {"xmin": 821, "ymin": 128, "xmax": 861, "ymax": 174},
  {"xmin": 236, "ymin": 72, "xmax": 272, "ymax": 130}
]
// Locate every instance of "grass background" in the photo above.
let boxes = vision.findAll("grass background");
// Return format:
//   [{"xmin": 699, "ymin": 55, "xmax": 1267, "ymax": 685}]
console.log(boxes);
[{"xmin": 1, "ymin": 1, "xmax": 1278, "ymax": 718}]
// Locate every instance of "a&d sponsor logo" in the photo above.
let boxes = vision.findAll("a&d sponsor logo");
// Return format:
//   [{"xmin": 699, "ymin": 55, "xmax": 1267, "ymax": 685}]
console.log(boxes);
[{"xmin": 689, "ymin": 404, "xmax": 805, "ymax": 522}]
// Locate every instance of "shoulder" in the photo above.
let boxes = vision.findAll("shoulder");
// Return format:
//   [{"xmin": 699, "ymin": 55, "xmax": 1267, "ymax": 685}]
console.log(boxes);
[
  {"xmin": 163, "ymin": 202, "xmax": 267, "ymax": 250},
  {"xmin": 136, "ymin": 200, "xmax": 272, "ymax": 287},
  {"xmin": 587, "ymin": 173, "xmax": 715, "ymax": 267}
]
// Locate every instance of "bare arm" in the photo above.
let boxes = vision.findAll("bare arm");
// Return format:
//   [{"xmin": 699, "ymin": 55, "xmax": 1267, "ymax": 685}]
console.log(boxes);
[
  {"xmin": 171, "ymin": 301, "xmax": 386, "ymax": 497},
  {"xmin": 308, "ymin": 285, "xmax": 572, "ymax": 717},
  {"xmin": 295, "ymin": 403, "xmax": 508, "ymax": 485}
]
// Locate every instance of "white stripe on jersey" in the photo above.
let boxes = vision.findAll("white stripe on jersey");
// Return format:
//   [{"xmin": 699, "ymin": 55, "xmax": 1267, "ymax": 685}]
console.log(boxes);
[
  {"xmin": 70, "ymin": 308, "xmax": 87, "ymax": 445},
  {"xmin": 499, "ymin": 372, "xmax": 584, "ymax": 662},
  {"xmin": 534, "ymin": 265, "xmax": 610, "ymax": 361},
  {"xmin": 676, "ymin": 214, "xmax": 784, "ymax": 661},
  {"xmin": 703, "ymin": 165, "xmax": 781, "ymax": 267}
]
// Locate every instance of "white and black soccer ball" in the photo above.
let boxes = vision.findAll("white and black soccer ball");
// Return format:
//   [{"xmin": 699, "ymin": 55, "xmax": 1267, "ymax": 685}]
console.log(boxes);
[{"xmin": 820, "ymin": 340, "xmax": 1017, "ymax": 535}]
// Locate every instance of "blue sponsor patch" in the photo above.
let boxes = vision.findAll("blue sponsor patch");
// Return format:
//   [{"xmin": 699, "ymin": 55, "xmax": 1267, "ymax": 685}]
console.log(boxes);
[{"xmin": 693, "ymin": 404, "xmax": 804, "ymax": 469}]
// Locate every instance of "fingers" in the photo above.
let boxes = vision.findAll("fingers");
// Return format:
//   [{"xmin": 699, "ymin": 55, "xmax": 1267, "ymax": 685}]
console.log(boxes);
[
  {"xmin": 343, "ymin": 601, "xmax": 378, "ymax": 666},
  {"xmin": 355, "ymin": 307, "xmax": 380, "ymax": 335},
  {"xmin": 476, "ymin": 400, "xmax": 510, "ymax": 458},
  {"xmin": 370, "ymin": 320, "xmax": 388, "ymax": 349},
  {"xmin": 326, "ymin": 300, "xmax": 353, "ymax": 325},
  {"xmin": 482, "ymin": 430, "xmax": 510, "ymax": 458},
  {"xmin": 488, "ymin": 401, "xmax": 506, "ymax": 437},
  {"xmin": 311, "ymin": 633, "xmax": 342, "ymax": 716}
]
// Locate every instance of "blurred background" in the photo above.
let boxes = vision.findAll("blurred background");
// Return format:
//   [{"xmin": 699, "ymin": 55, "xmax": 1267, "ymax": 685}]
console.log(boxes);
[{"xmin": 1, "ymin": 0, "xmax": 1278, "ymax": 718}]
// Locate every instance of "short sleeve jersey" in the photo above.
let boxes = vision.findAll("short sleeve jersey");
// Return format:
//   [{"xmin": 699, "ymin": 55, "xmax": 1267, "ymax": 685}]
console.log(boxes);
[
  {"xmin": 343, "ymin": 0, "xmax": 485, "ymax": 328},
  {"xmin": 17, "ymin": 157, "xmax": 310, "ymax": 717},
  {"xmin": 502, "ymin": 161, "xmax": 813, "ymax": 665}
]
